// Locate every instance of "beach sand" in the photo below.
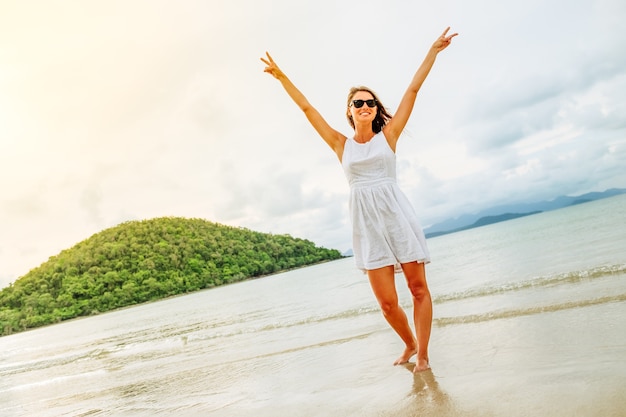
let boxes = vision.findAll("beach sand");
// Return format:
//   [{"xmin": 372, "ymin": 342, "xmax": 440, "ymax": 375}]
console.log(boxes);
[
  {"xmin": 2, "ymin": 293, "xmax": 624, "ymax": 417},
  {"xmin": 217, "ymin": 299, "xmax": 626, "ymax": 417}
]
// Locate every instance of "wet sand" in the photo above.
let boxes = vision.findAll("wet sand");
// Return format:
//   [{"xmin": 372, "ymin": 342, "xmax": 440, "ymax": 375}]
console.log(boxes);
[{"xmin": 220, "ymin": 299, "xmax": 626, "ymax": 417}]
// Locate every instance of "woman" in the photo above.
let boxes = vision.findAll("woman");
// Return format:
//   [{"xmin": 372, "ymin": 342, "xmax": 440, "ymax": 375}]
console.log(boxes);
[{"xmin": 261, "ymin": 27, "xmax": 457, "ymax": 372}]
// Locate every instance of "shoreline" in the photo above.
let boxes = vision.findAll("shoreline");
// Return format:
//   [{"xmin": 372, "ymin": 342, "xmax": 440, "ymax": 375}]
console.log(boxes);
[{"xmin": 0, "ymin": 257, "xmax": 350, "ymax": 338}]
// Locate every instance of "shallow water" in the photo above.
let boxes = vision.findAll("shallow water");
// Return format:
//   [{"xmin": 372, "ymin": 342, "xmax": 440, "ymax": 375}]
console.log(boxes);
[{"xmin": 1, "ymin": 195, "xmax": 625, "ymax": 416}]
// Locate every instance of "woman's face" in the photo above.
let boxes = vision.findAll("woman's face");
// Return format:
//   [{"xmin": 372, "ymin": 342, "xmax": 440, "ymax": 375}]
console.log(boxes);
[{"xmin": 348, "ymin": 90, "xmax": 377, "ymax": 127}]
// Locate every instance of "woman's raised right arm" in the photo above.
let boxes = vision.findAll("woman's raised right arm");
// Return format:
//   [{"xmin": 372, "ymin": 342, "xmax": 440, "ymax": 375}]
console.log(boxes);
[{"xmin": 261, "ymin": 52, "xmax": 345, "ymax": 158}]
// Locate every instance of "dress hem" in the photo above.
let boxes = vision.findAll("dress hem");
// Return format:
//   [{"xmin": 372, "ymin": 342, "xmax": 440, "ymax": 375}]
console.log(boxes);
[{"xmin": 356, "ymin": 257, "xmax": 431, "ymax": 274}]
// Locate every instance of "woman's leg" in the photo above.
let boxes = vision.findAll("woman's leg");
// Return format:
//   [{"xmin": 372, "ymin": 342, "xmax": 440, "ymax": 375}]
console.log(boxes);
[
  {"xmin": 401, "ymin": 261, "xmax": 432, "ymax": 372},
  {"xmin": 368, "ymin": 265, "xmax": 417, "ymax": 365}
]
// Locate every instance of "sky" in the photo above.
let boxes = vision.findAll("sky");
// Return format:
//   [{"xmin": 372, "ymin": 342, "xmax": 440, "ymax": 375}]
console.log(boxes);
[{"xmin": 1, "ymin": 0, "xmax": 625, "ymax": 288}]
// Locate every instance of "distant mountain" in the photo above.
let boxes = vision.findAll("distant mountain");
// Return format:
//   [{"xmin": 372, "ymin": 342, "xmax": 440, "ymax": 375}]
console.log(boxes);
[
  {"xmin": 424, "ymin": 188, "xmax": 626, "ymax": 238},
  {"xmin": 426, "ymin": 211, "xmax": 542, "ymax": 238}
]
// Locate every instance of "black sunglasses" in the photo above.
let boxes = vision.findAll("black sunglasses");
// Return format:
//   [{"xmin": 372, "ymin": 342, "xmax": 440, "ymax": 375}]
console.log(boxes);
[{"xmin": 351, "ymin": 99, "xmax": 377, "ymax": 108}]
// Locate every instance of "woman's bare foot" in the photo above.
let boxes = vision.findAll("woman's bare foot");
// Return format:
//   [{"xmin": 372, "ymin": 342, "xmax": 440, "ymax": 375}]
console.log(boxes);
[
  {"xmin": 393, "ymin": 346, "xmax": 417, "ymax": 365},
  {"xmin": 414, "ymin": 356, "xmax": 431, "ymax": 372}
]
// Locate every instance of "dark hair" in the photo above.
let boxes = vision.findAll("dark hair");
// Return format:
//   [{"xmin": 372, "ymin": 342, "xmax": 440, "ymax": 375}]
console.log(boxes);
[{"xmin": 345, "ymin": 86, "xmax": 393, "ymax": 133}]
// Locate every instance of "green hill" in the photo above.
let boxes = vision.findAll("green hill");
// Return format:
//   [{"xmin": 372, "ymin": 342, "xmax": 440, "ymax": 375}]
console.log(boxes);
[{"xmin": 0, "ymin": 217, "xmax": 343, "ymax": 336}]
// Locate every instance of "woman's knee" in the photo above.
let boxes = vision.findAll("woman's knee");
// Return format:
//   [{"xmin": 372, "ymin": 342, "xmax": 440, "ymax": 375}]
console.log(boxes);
[
  {"xmin": 378, "ymin": 299, "xmax": 400, "ymax": 316},
  {"xmin": 402, "ymin": 262, "xmax": 429, "ymax": 301},
  {"xmin": 408, "ymin": 282, "xmax": 429, "ymax": 301}
]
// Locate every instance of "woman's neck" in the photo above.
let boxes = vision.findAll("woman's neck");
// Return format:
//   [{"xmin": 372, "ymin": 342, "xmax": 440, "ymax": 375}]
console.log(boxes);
[{"xmin": 353, "ymin": 125, "xmax": 375, "ymax": 143}]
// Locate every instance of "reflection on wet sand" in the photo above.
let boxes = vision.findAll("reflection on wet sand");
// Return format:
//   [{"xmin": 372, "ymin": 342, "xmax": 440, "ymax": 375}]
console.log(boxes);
[{"xmin": 392, "ymin": 365, "xmax": 461, "ymax": 417}]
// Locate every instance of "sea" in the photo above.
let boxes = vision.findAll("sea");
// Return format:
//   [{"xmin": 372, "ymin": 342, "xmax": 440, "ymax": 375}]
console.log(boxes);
[{"xmin": 1, "ymin": 194, "xmax": 625, "ymax": 417}]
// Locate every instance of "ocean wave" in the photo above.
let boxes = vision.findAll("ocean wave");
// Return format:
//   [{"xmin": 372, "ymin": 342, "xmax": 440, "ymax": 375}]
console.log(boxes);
[
  {"xmin": 1, "ymin": 369, "xmax": 107, "ymax": 393},
  {"xmin": 188, "ymin": 306, "xmax": 379, "ymax": 343},
  {"xmin": 433, "ymin": 263, "xmax": 626, "ymax": 303},
  {"xmin": 434, "ymin": 293, "xmax": 626, "ymax": 327},
  {"xmin": 0, "ymin": 347, "xmax": 114, "ymax": 377},
  {"xmin": 198, "ymin": 265, "xmax": 626, "ymax": 338},
  {"xmin": 187, "ymin": 264, "xmax": 626, "ymax": 339}
]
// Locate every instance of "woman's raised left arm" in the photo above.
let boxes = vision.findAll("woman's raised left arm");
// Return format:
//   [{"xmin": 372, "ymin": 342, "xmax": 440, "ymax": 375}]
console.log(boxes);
[{"xmin": 384, "ymin": 27, "xmax": 458, "ymax": 149}]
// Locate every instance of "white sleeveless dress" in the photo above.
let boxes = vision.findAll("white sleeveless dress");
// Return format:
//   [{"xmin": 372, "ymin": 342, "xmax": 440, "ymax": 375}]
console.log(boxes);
[{"xmin": 342, "ymin": 132, "xmax": 430, "ymax": 272}]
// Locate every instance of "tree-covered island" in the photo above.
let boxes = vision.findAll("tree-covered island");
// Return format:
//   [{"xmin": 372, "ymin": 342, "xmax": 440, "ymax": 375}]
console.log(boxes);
[{"xmin": 0, "ymin": 217, "xmax": 343, "ymax": 336}]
